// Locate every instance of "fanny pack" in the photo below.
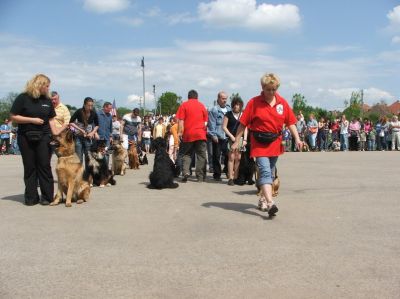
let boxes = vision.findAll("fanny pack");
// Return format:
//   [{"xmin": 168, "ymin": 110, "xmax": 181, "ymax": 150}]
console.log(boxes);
[
  {"xmin": 25, "ymin": 131, "xmax": 43, "ymax": 142},
  {"xmin": 253, "ymin": 131, "xmax": 280, "ymax": 144}
]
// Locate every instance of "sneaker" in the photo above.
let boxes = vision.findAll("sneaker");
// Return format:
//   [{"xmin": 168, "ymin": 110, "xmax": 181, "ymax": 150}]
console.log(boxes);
[
  {"xmin": 258, "ymin": 199, "xmax": 268, "ymax": 212},
  {"xmin": 227, "ymin": 179, "xmax": 234, "ymax": 186},
  {"xmin": 182, "ymin": 174, "xmax": 189, "ymax": 183},
  {"xmin": 267, "ymin": 203, "xmax": 279, "ymax": 217},
  {"xmin": 213, "ymin": 177, "xmax": 222, "ymax": 181}
]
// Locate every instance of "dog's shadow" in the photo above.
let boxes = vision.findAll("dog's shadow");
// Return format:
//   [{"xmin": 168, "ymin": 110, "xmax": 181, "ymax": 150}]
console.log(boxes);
[
  {"xmin": 1, "ymin": 194, "xmax": 25, "ymax": 204},
  {"xmin": 202, "ymin": 201, "xmax": 270, "ymax": 220}
]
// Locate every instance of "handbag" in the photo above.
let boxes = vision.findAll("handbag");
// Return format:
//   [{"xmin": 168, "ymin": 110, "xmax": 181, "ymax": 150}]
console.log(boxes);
[
  {"xmin": 252, "ymin": 131, "xmax": 280, "ymax": 144},
  {"xmin": 25, "ymin": 131, "xmax": 43, "ymax": 142}
]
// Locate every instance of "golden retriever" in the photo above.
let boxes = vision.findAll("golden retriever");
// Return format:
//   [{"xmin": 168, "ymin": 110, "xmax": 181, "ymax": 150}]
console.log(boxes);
[
  {"xmin": 128, "ymin": 141, "xmax": 140, "ymax": 169},
  {"xmin": 111, "ymin": 140, "xmax": 128, "ymax": 175}
]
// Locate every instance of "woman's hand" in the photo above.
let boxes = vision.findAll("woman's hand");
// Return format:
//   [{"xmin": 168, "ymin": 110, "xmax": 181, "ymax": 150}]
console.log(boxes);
[
  {"xmin": 31, "ymin": 118, "xmax": 44, "ymax": 125},
  {"xmin": 231, "ymin": 141, "xmax": 239, "ymax": 152},
  {"xmin": 230, "ymin": 136, "xmax": 236, "ymax": 142},
  {"xmin": 295, "ymin": 139, "xmax": 303, "ymax": 151}
]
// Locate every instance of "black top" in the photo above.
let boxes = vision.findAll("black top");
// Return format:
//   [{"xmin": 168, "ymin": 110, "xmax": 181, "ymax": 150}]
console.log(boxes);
[
  {"xmin": 70, "ymin": 108, "xmax": 99, "ymax": 132},
  {"xmin": 225, "ymin": 111, "xmax": 241, "ymax": 136},
  {"xmin": 10, "ymin": 93, "xmax": 56, "ymax": 134}
]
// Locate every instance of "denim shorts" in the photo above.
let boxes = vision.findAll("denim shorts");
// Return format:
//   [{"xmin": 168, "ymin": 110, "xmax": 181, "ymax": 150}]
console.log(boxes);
[{"xmin": 256, "ymin": 156, "xmax": 278, "ymax": 186}]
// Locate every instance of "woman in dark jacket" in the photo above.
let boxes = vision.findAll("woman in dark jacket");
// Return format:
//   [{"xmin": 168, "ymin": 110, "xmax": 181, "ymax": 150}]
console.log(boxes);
[
  {"xmin": 69, "ymin": 97, "xmax": 99, "ymax": 167},
  {"xmin": 10, "ymin": 74, "xmax": 67, "ymax": 206}
]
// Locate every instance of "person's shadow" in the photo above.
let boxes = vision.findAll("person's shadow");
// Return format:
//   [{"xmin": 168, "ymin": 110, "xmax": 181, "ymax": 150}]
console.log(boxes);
[
  {"xmin": 1, "ymin": 194, "xmax": 25, "ymax": 204},
  {"xmin": 202, "ymin": 201, "xmax": 270, "ymax": 220}
]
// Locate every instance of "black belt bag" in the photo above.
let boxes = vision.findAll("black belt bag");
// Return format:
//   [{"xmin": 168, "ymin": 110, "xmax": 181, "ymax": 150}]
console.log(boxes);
[
  {"xmin": 25, "ymin": 131, "xmax": 43, "ymax": 142},
  {"xmin": 252, "ymin": 131, "xmax": 280, "ymax": 144}
]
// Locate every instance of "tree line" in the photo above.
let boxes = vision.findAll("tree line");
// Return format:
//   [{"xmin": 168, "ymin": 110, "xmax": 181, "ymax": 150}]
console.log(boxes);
[{"xmin": 0, "ymin": 90, "xmax": 396, "ymax": 123}]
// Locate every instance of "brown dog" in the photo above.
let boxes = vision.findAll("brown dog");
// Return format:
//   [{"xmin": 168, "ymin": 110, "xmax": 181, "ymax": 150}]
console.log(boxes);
[
  {"xmin": 111, "ymin": 140, "xmax": 127, "ymax": 175},
  {"xmin": 256, "ymin": 166, "xmax": 280, "ymax": 197},
  {"xmin": 301, "ymin": 143, "xmax": 310, "ymax": 152},
  {"xmin": 50, "ymin": 130, "xmax": 91, "ymax": 207},
  {"xmin": 128, "ymin": 141, "xmax": 140, "ymax": 169}
]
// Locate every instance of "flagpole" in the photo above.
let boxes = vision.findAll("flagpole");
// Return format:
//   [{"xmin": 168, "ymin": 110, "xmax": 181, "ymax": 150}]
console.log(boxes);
[{"xmin": 141, "ymin": 56, "xmax": 146, "ymax": 116}]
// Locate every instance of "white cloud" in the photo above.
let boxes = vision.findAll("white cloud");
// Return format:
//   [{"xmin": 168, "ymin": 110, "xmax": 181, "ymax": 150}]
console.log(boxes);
[
  {"xmin": 168, "ymin": 12, "xmax": 195, "ymax": 25},
  {"xmin": 198, "ymin": 0, "xmax": 301, "ymax": 30},
  {"xmin": 317, "ymin": 45, "xmax": 361, "ymax": 53},
  {"xmin": 116, "ymin": 16, "xmax": 143, "ymax": 27},
  {"xmin": 83, "ymin": 0, "xmax": 130, "ymax": 14},
  {"xmin": 198, "ymin": 77, "xmax": 221, "ymax": 87},
  {"xmin": 0, "ymin": 35, "xmax": 397, "ymax": 111},
  {"xmin": 392, "ymin": 36, "xmax": 400, "ymax": 44},
  {"xmin": 144, "ymin": 6, "xmax": 161, "ymax": 17},
  {"xmin": 387, "ymin": 5, "xmax": 400, "ymax": 31},
  {"xmin": 127, "ymin": 92, "xmax": 155, "ymax": 108}
]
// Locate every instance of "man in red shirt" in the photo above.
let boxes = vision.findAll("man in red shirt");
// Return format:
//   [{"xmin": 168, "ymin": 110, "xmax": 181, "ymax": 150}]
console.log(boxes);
[{"xmin": 176, "ymin": 90, "xmax": 208, "ymax": 182}]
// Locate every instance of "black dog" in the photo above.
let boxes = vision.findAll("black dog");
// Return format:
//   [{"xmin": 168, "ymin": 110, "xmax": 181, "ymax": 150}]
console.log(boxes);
[
  {"xmin": 235, "ymin": 143, "xmax": 255, "ymax": 185},
  {"xmin": 85, "ymin": 141, "xmax": 116, "ymax": 187},
  {"xmin": 148, "ymin": 137, "xmax": 179, "ymax": 189}
]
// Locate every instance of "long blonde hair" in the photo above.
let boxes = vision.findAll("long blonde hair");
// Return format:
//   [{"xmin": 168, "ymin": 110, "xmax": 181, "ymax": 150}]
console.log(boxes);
[{"xmin": 24, "ymin": 74, "xmax": 50, "ymax": 99}]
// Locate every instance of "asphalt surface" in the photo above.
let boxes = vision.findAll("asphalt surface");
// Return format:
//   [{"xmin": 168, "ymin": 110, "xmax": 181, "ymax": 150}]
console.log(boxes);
[{"xmin": 0, "ymin": 151, "xmax": 399, "ymax": 298}]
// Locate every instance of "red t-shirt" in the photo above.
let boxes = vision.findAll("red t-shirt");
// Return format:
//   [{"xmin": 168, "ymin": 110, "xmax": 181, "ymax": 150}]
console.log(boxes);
[
  {"xmin": 176, "ymin": 98, "xmax": 208, "ymax": 142},
  {"xmin": 240, "ymin": 92, "xmax": 296, "ymax": 157}
]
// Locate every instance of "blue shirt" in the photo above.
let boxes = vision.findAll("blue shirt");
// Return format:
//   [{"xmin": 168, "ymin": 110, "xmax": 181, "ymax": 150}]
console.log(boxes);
[
  {"xmin": 97, "ymin": 110, "xmax": 112, "ymax": 140},
  {"xmin": 207, "ymin": 104, "xmax": 231, "ymax": 139},
  {"xmin": 1, "ymin": 124, "xmax": 11, "ymax": 139}
]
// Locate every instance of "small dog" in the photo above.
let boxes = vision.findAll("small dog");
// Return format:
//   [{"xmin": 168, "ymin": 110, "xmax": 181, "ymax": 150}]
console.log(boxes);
[
  {"xmin": 235, "ymin": 144, "xmax": 255, "ymax": 185},
  {"xmin": 332, "ymin": 140, "xmax": 341, "ymax": 151},
  {"xmin": 256, "ymin": 166, "xmax": 280, "ymax": 197},
  {"xmin": 111, "ymin": 140, "xmax": 128, "ymax": 176},
  {"xmin": 148, "ymin": 137, "xmax": 179, "ymax": 189},
  {"xmin": 301, "ymin": 143, "xmax": 310, "ymax": 152},
  {"xmin": 138, "ymin": 147, "xmax": 148, "ymax": 165},
  {"xmin": 50, "ymin": 130, "xmax": 91, "ymax": 207},
  {"xmin": 86, "ymin": 141, "xmax": 116, "ymax": 187},
  {"xmin": 128, "ymin": 141, "xmax": 140, "ymax": 169}
]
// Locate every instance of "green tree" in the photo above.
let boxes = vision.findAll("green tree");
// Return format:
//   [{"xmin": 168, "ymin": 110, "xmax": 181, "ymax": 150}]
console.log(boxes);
[
  {"xmin": 157, "ymin": 92, "xmax": 182, "ymax": 115},
  {"xmin": 292, "ymin": 93, "xmax": 308, "ymax": 115},
  {"xmin": 0, "ymin": 92, "xmax": 18, "ymax": 122},
  {"xmin": 343, "ymin": 91, "xmax": 362, "ymax": 120},
  {"xmin": 117, "ymin": 107, "xmax": 131, "ymax": 118}
]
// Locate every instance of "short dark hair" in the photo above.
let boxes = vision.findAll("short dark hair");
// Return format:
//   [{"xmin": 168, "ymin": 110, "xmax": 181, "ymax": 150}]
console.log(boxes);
[
  {"xmin": 231, "ymin": 97, "xmax": 243, "ymax": 108},
  {"xmin": 133, "ymin": 108, "xmax": 140, "ymax": 113},
  {"xmin": 188, "ymin": 90, "xmax": 198, "ymax": 99},
  {"xmin": 51, "ymin": 91, "xmax": 58, "ymax": 96},
  {"xmin": 103, "ymin": 102, "xmax": 112, "ymax": 108}
]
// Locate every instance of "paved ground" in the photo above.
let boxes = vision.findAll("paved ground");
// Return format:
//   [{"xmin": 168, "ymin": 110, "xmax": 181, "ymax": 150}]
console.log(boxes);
[{"xmin": 0, "ymin": 151, "xmax": 399, "ymax": 298}]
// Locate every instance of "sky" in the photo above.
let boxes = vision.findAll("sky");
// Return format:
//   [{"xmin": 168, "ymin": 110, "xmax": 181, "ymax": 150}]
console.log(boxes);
[{"xmin": 0, "ymin": 0, "xmax": 399, "ymax": 111}]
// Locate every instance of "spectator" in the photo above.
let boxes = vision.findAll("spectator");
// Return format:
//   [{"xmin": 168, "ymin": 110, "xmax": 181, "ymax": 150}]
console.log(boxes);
[
  {"xmin": 339, "ymin": 115, "xmax": 349, "ymax": 151},
  {"xmin": 348, "ymin": 117, "xmax": 361, "ymax": 151},
  {"xmin": 112, "ymin": 115, "xmax": 121, "ymax": 141},
  {"xmin": 69, "ymin": 97, "xmax": 99, "ymax": 166},
  {"xmin": 168, "ymin": 116, "xmax": 179, "ymax": 162},
  {"xmin": 50, "ymin": 91, "xmax": 71, "ymax": 130},
  {"xmin": 222, "ymin": 96, "xmax": 246, "ymax": 185},
  {"xmin": 10, "ymin": 74, "xmax": 67, "ymax": 206},
  {"xmin": 121, "ymin": 108, "xmax": 141, "ymax": 149},
  {"xmin": 0, "ymin": 118, "xmax": 12, "ymax": 155},
  {"xmin": 153, "ymin": 117, "xmax": 166, "ymax": 139},
  {"xmin": 390, "ymin": 115, "xmax": 400, "ymax": 150},
  {"xmin": 141, "ymin": 115, "xmax": 152, "ymax": 153},
  {"xmin": 292, "ymin": 113, "xmax": 306, "ymax": 151},
  {"xmin": 307, "ymin": 113, "xmax": 318, "ymax": 151},
  {"xmin": 176, "ymin": 90, "xmax": 208, "ymax": 183},
  {"xmin": 231, "ymin": 73, "xmax": 302, "ymax": 216},
  {"xmin": 97, "ymin": 102, "xmax": 113, "ymax": 148},
  {"xmin": 208, "ymin": 91, "xmax": 231, "ymax": 181}
]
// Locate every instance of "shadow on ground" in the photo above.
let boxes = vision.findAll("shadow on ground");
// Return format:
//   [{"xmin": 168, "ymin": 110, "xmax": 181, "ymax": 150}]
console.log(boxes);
[
  {"xmin": 202, "ymin": 201, "xmax": 270, "ymax": 220},
  {"xmin": 1, "ymin": 194, "xmax": 25, "ymax": 204}
]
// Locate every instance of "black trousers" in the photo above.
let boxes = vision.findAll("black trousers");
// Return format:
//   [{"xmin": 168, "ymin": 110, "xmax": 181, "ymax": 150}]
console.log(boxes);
[
  {"xmin": 18, "ymin": 134, "xmax": 54, "ymax": 205},
  {"xmin": 212, "ymin": 138, "xmax": 228, "ymax": 179}
]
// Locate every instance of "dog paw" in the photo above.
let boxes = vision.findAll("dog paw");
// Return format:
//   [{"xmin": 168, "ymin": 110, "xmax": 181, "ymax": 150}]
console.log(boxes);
[
  {"xmin": 49, "ymin": 201, "xmax": 59, "ymax": 206},
  {"xmin": 106, "ymin": 183, "xmax": 111, "ymax": 187},
  {"xmin": 99, "ymin": 185, "xmax": 105, "ymax": 188},
  {"xmin": 76, "ymin": 199, "xmax": 84, "ymax": 204},
  {"xmin": 65, "ymin": 203, "xmax": 72, "ymax": 207}
]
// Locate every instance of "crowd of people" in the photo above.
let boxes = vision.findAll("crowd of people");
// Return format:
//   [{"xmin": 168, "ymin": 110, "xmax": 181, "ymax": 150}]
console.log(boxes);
[{"xmin": 3, "ymin": 72, "xmax": 399, "ymax": 215}]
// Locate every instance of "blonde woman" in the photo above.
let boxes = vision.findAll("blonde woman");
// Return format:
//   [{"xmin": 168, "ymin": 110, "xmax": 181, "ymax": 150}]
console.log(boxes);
[
  {"xmin": 222, "ymin": 96, "xmax": 247, "ymax": 186},
  {"xmin": 231, "ymin": 73, "xmax": 302, "ymax": 217},
  {"xmin": 10, "ymin": 74, "xmax": 67, "ymax": 206}
]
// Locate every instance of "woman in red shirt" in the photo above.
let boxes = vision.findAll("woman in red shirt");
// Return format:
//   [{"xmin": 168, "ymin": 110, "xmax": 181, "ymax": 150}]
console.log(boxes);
[{"xmin": 232, "ymin": 73, "xmax": 302, "ymax": 217}]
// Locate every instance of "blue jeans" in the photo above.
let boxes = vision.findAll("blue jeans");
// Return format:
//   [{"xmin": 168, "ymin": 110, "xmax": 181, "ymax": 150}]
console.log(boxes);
[
  {"xmin": 340, "ymin": 133, "xmax": 348, "ymax": 151},
  {"xmin": 75, "ymin": 136, "xmax": 92, "ymax": 166},
  {"xmin": 308, "ymin": 133, "xmax": 317, "ymax": 149},
  {"xmin": 256, "ymin": 156, "xmax": 278, "ymax": 186}
]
